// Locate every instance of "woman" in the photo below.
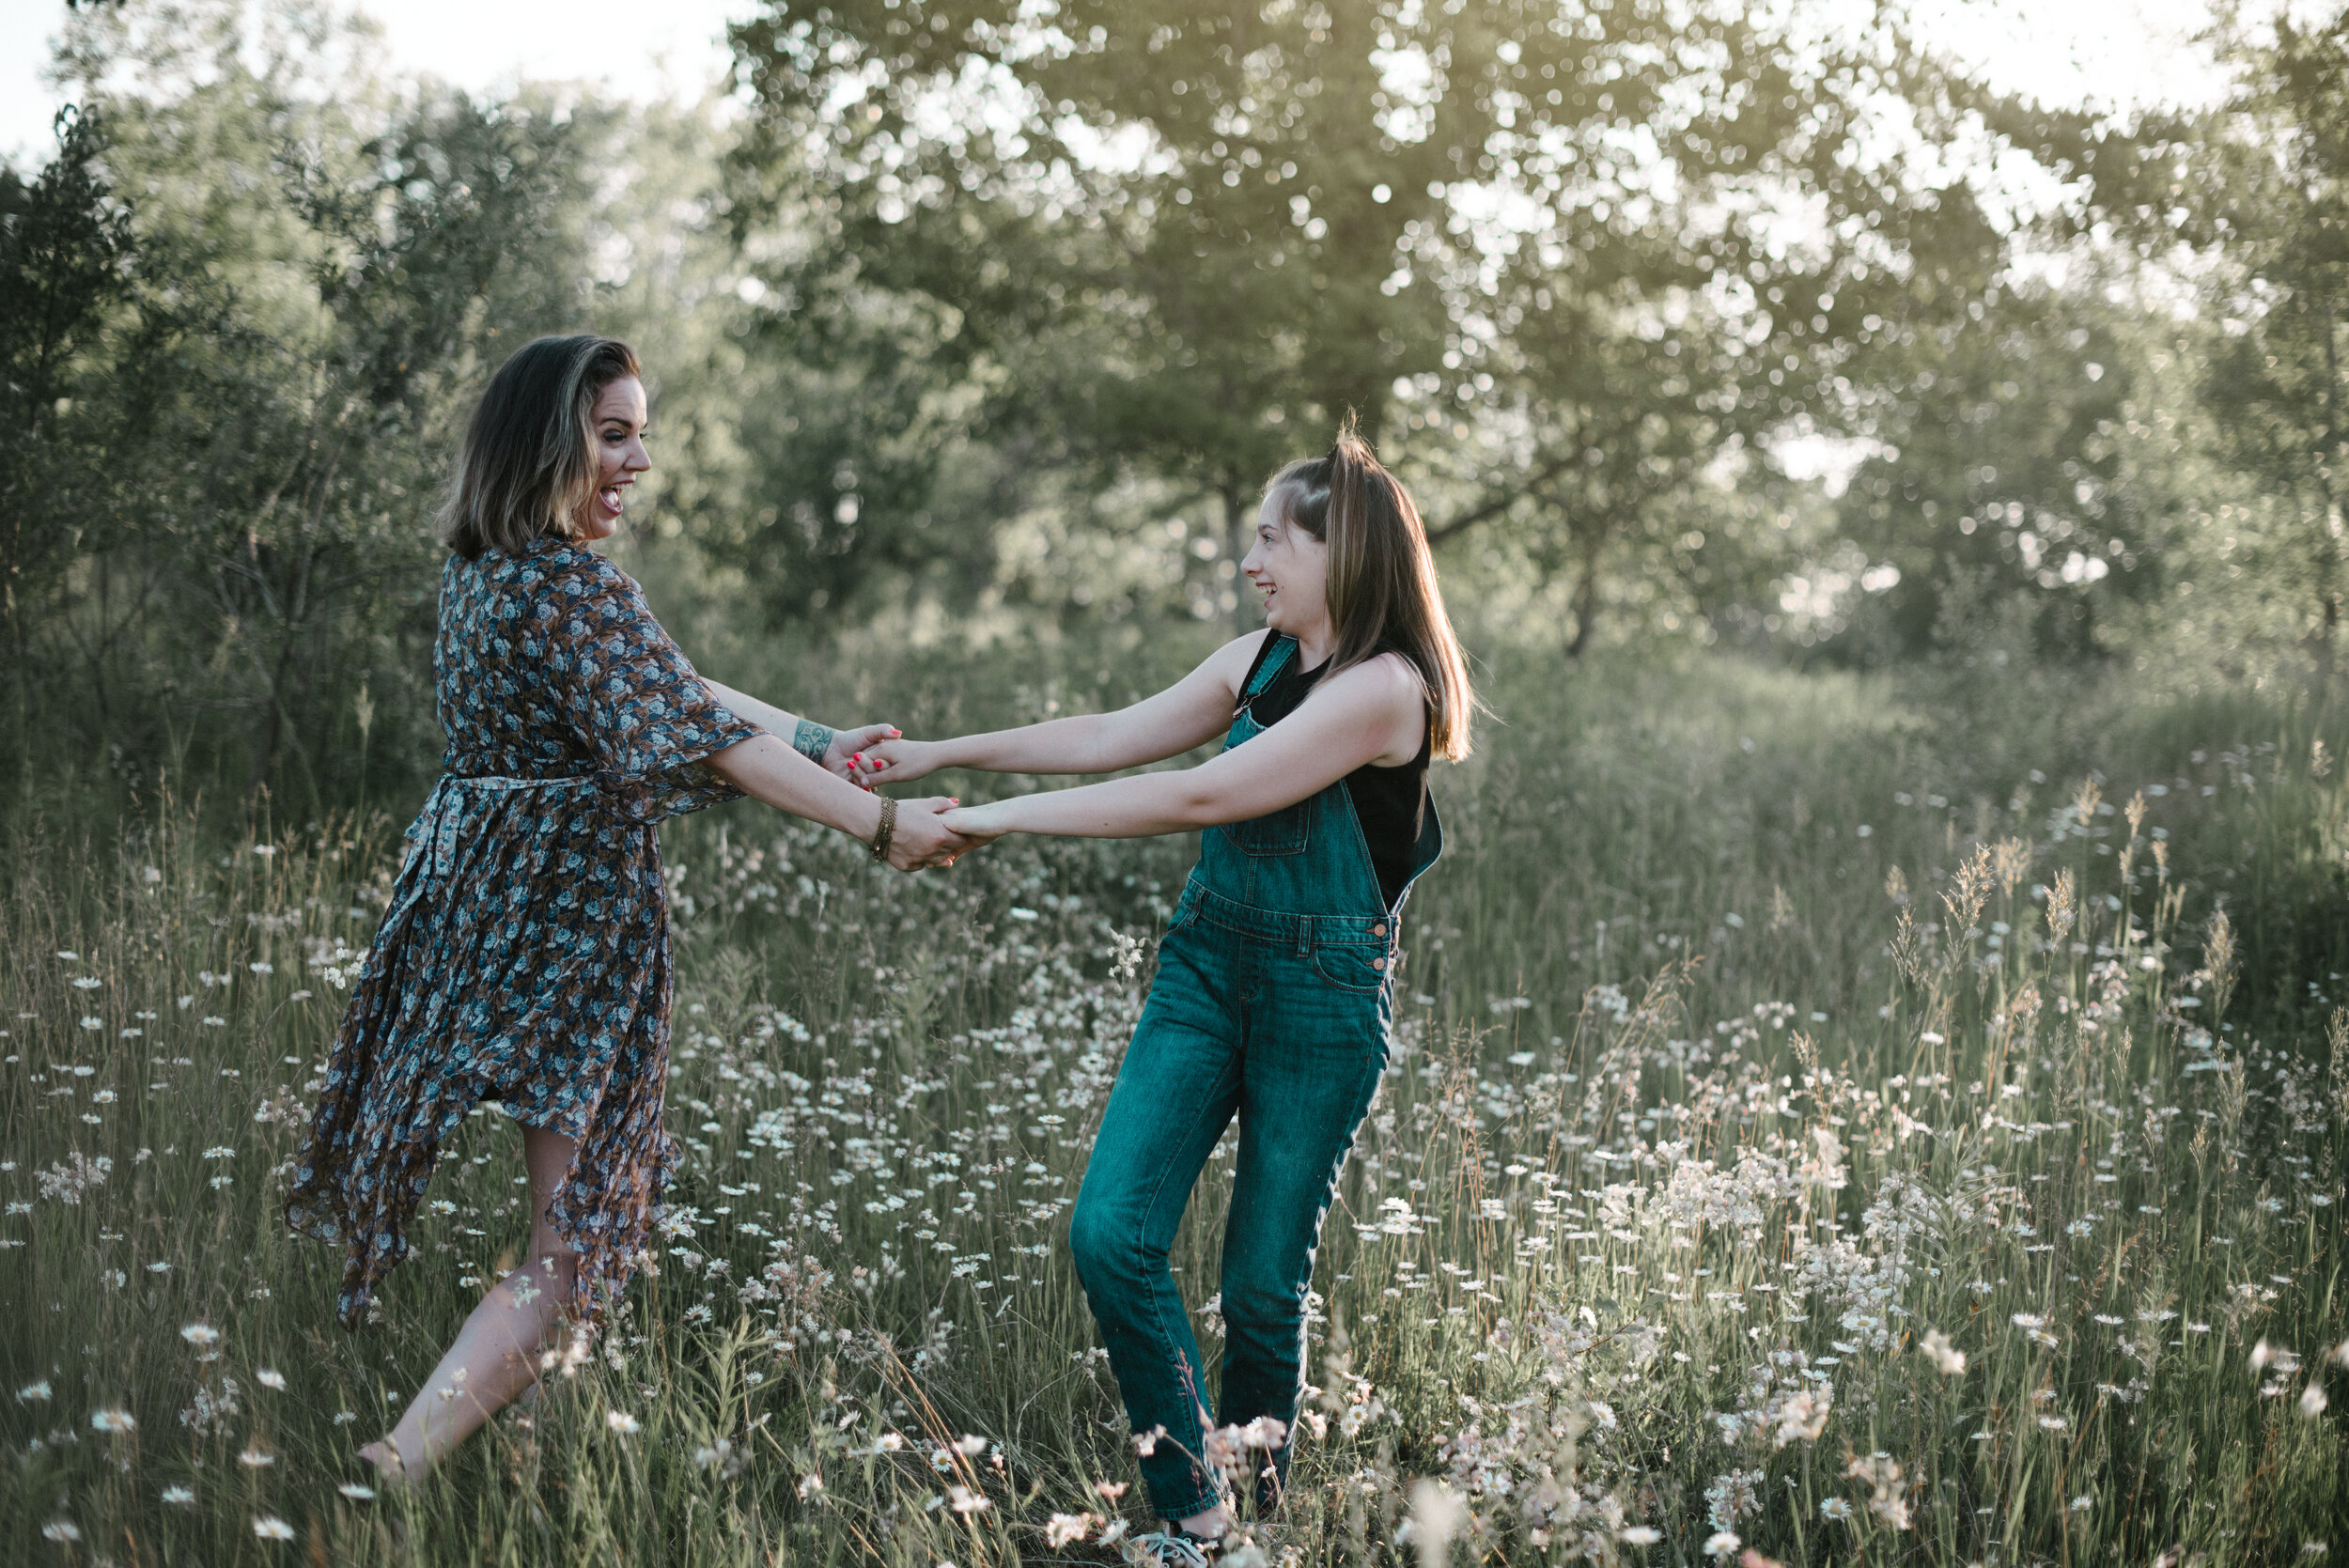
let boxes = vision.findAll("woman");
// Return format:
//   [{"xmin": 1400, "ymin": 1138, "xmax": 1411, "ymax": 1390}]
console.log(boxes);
[
  {"xmin": 283, "ymin": 334, "xmax": 969, "ymax": 1482},
  {"xmin": 857, "ymin": 429, "xmax": 1473, "ymax": 1558}
]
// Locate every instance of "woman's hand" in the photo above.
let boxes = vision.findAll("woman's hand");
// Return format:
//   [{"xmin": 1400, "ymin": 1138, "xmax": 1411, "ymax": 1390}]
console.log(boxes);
[
  {"xmin": 854, "ymin": 736, "xmax": 943, "ymax": 786},
  {"xmin": 889, "ymin": 797, "xmax": 981, "ymax": 871},
  {"xmin": 825, "ymin": 723, "xmax": 901, "ymax": 785}
]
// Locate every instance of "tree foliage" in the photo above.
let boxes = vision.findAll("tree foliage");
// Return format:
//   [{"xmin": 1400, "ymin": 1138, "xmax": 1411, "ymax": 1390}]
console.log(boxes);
[
  {"xmin": 4, "ymin": 3, "xmax": 599, "ymax": 815},
  {"xmin": 727, "ymin": 0, "xmax": 2104, "ymax": 646}
]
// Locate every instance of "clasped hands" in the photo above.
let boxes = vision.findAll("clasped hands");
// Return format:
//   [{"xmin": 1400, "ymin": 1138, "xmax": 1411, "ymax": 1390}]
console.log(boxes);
[{"xmin": 816, "ymin": 723, "xmax": 997, "ymax": 872}]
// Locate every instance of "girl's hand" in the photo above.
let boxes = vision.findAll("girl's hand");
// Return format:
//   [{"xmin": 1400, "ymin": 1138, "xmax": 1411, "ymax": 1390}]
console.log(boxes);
[
  {"xmin": 856, "ymin": 736, "xmax": 941, "ymax": 786},
  {"xmin": 938, "ymin": 803, "xmax": 1008, "ymax": 845},
  {"xmin": 825, "ymin": 723, "xmax": 901, "ymax": 785},
  {"xmin": 889, "ymin": 797, "xmax": 979, "ymax": 870}
]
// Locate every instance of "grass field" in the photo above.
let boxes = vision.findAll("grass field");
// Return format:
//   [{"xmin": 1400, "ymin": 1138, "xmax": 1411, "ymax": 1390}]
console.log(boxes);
[{"xmin": 6, "ymin": 643, "xmax": 2349, "ymax": 1565}]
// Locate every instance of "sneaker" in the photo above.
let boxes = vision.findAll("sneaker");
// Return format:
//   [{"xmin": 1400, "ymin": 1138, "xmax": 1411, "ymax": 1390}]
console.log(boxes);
[{"xmin": 1123, "ymin": 1526, "xmax": 1219, "ymax": 1566}]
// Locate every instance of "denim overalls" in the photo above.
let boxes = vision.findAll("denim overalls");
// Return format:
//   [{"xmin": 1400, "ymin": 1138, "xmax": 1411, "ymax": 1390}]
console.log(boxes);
[{"xmin": 1067, "ymin": 634, "xmax": 1442, "ymax": 1518}]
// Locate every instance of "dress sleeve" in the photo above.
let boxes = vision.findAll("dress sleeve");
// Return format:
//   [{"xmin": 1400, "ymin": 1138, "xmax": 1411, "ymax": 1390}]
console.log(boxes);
[{"xmin": 542, "ymin": 554, "xmax": 766, "ymax": 823}]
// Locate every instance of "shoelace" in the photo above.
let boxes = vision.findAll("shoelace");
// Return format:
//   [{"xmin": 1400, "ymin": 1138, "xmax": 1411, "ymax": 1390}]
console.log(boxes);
[{"xmin": 1124, "ymin": 1528, "xmax": 1216, "ymax": 1568}]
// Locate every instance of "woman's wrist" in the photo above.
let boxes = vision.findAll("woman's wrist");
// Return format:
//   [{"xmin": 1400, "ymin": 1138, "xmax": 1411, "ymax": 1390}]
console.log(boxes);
[{"xmin": 791, "ymin": 718, "xmax": 837, "ymax": 764}]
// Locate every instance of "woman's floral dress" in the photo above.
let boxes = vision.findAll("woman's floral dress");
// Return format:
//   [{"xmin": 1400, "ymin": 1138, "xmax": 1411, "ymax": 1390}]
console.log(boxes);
[{"xmin": 285, "ymin": 538, "xmax": 761, "ymax": 1325}]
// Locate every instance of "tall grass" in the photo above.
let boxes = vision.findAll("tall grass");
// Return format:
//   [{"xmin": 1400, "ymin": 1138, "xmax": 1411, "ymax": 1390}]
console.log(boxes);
[{"xmin": 5, "ymin": 649, "xmax": 2348, "ymax": 1564}]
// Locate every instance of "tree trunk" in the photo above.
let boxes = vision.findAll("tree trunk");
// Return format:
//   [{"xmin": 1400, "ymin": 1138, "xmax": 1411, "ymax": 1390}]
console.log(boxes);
[
  {"xmin": 1565, "ymin": 539, "xmax": 1603, "ymax": 660},
  {"xmin": 2322, "ymin": 297, "xmax": 2345, "ymax": 697}
]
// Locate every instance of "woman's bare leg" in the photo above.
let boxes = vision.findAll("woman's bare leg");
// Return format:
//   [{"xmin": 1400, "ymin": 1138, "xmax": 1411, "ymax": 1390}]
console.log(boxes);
[{"xmin": 361, "ymin": 1125, "xmax": 581, "ymax": 1480}]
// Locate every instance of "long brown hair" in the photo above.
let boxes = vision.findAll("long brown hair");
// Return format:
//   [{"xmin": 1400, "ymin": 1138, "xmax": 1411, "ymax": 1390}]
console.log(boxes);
[
  {"xmin": 1263, "ymin": 424, "xmax": 1477, "ymax": 761},
  {"xmin": 438, "ymin": 334, "xmax": 641, "ymax": 560}
]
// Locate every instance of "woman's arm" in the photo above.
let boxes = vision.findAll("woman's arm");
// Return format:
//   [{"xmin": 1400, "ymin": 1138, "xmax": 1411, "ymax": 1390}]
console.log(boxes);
[
  {"xmin": 856, "ymin": 632, "xmax": 1270, "ymax": 784},
  {"xmin": 939, "ymin": 655, "xmax": 1424, "ymax": 840},
  {"xmin": 704, "ymin": 734, "xmax": 969, "ymax": 870},
  {"xmin": 702, "ymin": 677, "xmax": 895, "ymax": 782}
]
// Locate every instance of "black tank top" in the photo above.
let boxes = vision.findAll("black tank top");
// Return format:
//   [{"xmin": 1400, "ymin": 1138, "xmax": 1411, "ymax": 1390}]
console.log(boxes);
[{"xmin": 1237, "ymin": 635, "xmax": 1431, "ymax": 910}]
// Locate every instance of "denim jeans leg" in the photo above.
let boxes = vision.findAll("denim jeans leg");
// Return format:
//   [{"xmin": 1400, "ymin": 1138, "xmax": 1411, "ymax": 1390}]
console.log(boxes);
[
  {"xmin": 1212, "ymin": 950, "xmax": 1392, "ymax": 1502},
  {"xmin": 1067, "ymin": 930, "xmax": 1244, "ymax": 1519}
]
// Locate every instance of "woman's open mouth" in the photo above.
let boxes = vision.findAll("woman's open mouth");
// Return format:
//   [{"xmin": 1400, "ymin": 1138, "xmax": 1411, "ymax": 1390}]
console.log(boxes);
[{"xmin": 599, "ymin": 486, "xmax": 624, "ymax": 517}]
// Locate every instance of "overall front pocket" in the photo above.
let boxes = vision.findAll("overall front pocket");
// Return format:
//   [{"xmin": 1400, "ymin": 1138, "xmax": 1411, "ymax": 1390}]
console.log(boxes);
[
  {"xmin": 1221, "ymin": 793, "xmax": 1315, "ymax": 857},
  {"xmin": 1311, "ymin": 940, "xmax": 1392, "ymax": 994}
]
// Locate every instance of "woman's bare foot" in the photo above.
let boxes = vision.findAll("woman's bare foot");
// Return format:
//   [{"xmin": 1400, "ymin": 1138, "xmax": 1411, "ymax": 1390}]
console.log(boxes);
[
  {"xmin": 1177, "ymin": 1502, "xmax": 1232, "ymax": 1541},
  {"xmin": 357, "ymin": 1439, "xmax": 413, "ymax": 1488}
]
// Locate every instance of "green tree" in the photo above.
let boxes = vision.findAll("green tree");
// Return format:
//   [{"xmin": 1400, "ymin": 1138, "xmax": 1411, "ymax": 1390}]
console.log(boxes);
[
  {"xmin": 731, "ymin": 0, "xmax": 2091, "ymax": 647},
  {"xmin": 1823, "ymin": 280, "xmax": 2162, "ymax": 663},
  {"xmin": 7, "ymin": 0, "xmax": 603, "ymax": 816},
  {"xmin": 2182, "ymin": 8, "xmax": 2349, "ymax": 680},
  {"xmin": 0, "ymin": 105, "xmax": 133, "ymax": 673}
]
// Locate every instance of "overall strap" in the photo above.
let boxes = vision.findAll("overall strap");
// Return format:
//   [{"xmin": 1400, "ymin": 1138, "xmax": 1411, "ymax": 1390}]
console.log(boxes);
[{"xmin": 1237, "ymin": 633, "xmax": 1299, "ymax": 709}]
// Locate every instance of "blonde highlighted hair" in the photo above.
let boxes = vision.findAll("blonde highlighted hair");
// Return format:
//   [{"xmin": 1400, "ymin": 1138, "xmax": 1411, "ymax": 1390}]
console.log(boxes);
[
  {"xmin": 438, "ymin": 334, "xmax": 641, "ymax": 560},
  {"xmin": 1263, "ymin": 424, "xmax": 1477, "ymax": 760}
]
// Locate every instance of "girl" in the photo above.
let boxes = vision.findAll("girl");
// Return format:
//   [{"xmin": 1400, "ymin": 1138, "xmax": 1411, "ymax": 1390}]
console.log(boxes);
[
  {"xmin": 284, "ymin": 334, "xmax": 969, "ymax": 1482},
  {"xmin": 856, "ymin": 429, "xmax": 1473, "ymax": 1559}
]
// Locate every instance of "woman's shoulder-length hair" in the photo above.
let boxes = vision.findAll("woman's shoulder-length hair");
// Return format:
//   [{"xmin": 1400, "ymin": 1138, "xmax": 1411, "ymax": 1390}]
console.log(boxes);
[{"xmin": 438, "ymin": 334, "xmax": 640, "ymax": 561}]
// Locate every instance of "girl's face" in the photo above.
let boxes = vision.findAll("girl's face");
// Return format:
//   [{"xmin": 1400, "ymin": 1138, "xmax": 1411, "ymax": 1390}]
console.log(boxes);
[
  {"xmin": 1241, "ymin": 493, "xmax": 1330, "ymax": 638},
  {"xmin": 575, "ymin": 375, "xmax": 650, "ymax": 542}
]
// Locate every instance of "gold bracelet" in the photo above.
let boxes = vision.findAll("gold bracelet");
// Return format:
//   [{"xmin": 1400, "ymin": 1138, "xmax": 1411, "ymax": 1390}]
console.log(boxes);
[{"xmin": 870, "ymin": 796, "xmax": 897, "ymax": 862}]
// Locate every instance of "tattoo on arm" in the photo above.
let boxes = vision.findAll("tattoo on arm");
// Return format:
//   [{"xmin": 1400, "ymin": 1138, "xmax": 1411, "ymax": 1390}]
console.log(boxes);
[{"xmin": 791, "ymin": 718, "xmax": 837, "ymax": 764}]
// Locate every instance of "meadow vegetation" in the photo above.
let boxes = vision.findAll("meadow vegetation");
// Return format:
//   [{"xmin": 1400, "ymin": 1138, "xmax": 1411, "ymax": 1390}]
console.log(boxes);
[
  {"xmin": 14, "ymin": 3, "xmax": 2349, "ymax": 1560},
  {"xmin": 7, "ymin": 644, "xmax": 2349, "ymax": 1565}
]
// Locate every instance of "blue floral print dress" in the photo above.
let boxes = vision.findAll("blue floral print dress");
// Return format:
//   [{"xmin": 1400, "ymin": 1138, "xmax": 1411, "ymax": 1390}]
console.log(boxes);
[{"xmin": 285, "ymin": 539, "xmax": 761, "ymax": 1326}]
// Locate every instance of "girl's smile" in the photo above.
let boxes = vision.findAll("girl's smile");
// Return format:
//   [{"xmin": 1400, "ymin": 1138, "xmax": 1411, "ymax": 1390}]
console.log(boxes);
[{"xmin": 1241, "ymin": 494, "xmax": 1330, "ymax": 652}]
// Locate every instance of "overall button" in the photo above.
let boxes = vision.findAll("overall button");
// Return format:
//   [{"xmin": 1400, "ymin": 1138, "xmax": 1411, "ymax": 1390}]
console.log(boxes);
[
  {"xmin": 1371, "ymin": 922, "xmax": 1388, "ymax": 938},
  {"xmin": 1371, "ymin": 955, "xmax": 1387, "ymax": 970}
]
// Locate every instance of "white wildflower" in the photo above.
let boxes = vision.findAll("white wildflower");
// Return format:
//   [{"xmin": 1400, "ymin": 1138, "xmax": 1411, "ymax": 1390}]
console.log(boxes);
[
  {"xmin": 1704, "ymin": 1467, "xmax": 1762, "ymax": 1529},
  {"xmin": 1408, "ymin": 1480, "xmax": 1467, "ymax": 1568},
  {"xmin": 37, "ymin": 1152, "xmax": 112, "ymax": 1203},
  {"xmin": 1773, "ymin": 1388, "xmax": 1831, "ymax": 1447}
]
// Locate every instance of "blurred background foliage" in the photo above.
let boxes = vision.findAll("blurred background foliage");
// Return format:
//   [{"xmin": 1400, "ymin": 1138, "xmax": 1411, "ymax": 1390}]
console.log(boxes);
[{"xmin": 8, "ymin": 0, "xmax": 2349, "ymax": 816}]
